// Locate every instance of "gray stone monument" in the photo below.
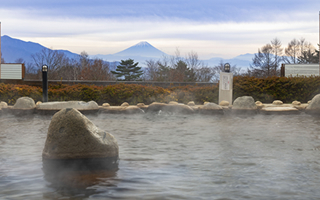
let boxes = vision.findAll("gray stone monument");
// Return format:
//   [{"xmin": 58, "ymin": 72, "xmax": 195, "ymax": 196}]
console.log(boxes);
[{"xmin": 219, "ymin": 63, "xmax": 233, "ymax": 105}]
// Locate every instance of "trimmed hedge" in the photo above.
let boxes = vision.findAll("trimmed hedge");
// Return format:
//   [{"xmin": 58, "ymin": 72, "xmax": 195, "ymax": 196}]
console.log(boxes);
[
  {"xmin": 233, "ymin": 76, "xmax": 320, "ymax": 103},
  {"xmin": 1, "ymin": 76, "xmax": 320, "ymax": 105},
  {"xmin": 0, "ymin": 83, "xmax": 219, "ymax": 105},
  {"xmin": 0, "ymin": 83, "xmax": 42, "ymax": 105}
]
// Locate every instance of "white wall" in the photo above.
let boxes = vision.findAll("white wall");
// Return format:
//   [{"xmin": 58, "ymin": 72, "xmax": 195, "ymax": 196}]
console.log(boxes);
[
  {"xmin": 285, "ymin": 64, "xmax": 319, "ymax": 77},
  {"xmin": 0, "ymin": 64, "xmax": 23, "ymax": 79}
]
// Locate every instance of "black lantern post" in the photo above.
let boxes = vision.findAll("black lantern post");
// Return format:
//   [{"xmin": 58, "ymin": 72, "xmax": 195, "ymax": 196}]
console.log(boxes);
[
  {"xmin": 224, "ymin": 63, "xmax": 230, "ymax": 73},
  {"xmin": 42, "ymin": 65, "xmax": 48, "ymax": 102}
]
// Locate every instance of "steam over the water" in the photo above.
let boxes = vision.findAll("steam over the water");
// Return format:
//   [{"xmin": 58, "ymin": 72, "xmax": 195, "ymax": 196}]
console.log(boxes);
[{"xmin": 1, "ymin": 113, "xmax": 320, "ymax": 199}]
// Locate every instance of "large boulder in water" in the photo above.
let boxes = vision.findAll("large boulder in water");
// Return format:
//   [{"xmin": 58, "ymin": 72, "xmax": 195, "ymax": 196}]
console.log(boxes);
[
  {"xmin": 232, "ymin": 96, "xmax": 257, "ymax": 114},
  {"xmin": 306, "ymin": 94, "xmax": 320, "ymax": 115},
  {"xmin": 42, "ymin": 108, "xmax": 119, "ymax": 170}
]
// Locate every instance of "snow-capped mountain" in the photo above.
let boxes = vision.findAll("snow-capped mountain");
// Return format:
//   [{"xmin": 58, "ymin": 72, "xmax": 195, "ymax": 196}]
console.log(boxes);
[
  {"xmin": 114, "ymin": 41, "xmax": 167, "ymax": 57},
  {"xmin": 93, "ymin": 41, "xmax": 168, "ymax": 65}
]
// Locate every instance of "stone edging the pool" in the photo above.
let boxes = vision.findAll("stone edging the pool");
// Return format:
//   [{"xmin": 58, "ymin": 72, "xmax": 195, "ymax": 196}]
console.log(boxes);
[
  {"xmin": 0, "ymin": 103, "xmax": 316, "ymax": 116},
  {"xmin": 2, "ymin": 95, "xmax": 320, "ymax": 116}
]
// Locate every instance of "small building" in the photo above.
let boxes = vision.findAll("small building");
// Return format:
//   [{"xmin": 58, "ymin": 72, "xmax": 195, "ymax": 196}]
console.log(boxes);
[
  {"xmin": 0, "ymin": 63, "xmax": 25, "ymax": 79},
  {"xmin": 281, "ymin": 64, "xmax": 319, "ymax": 77}
]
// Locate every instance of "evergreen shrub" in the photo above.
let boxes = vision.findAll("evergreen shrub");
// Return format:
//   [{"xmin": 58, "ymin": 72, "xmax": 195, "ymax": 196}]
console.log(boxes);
[
  {"xmin": 233, "ymin": 76, "xmax": 320, "ymax": 103},
  {"xmin": 1, "ymin": 76, "xmax": 320, "ymax": 105}
]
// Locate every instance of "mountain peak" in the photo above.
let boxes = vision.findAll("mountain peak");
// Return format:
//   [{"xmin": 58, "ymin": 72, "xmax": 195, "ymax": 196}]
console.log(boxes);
[
  {"xmin": 113, "ymin": 41, "xmax": 167, "ymax": 58},
  {"xmin": 134, "ymin": 41, "xmax": 152, "ymax": 47}
]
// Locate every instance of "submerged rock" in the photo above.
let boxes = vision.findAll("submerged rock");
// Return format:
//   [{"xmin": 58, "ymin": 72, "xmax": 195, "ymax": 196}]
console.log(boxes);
[
  {"xmin": 13, "ymin": 97, "xmax": 36, "ymax": 109},
  {"xmin": 42, "ymin": 108, "xmax": 119, "ymax": 170}
]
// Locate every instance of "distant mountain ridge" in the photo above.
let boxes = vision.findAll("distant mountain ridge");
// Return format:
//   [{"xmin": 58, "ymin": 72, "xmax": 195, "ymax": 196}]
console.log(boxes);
[
  {"xmin": 204, "ymin": 53, "xmax": 253, "ymax": 70},
  {"xmin": 1, "ymin": 35, "xmax": 79, "ymax": 64},
  {"xmin": 0, "ymin": 35, "xmax": 254, "ymax": 69}
]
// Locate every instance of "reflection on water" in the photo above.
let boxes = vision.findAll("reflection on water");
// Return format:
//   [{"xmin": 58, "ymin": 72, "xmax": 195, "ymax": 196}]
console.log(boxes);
[
  {"xmin": 43, "ymin": 169, "xmax": 117, "ymax": 199},
  {"xmin": 1, "ymin": 113, "xmax": 320, "ymax": 199}
]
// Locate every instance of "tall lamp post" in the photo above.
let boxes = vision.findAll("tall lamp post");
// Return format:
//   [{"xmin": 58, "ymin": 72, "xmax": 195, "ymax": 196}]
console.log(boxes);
[{"xmin": 42, "ymin": 65, "xmax": 48, "ymax": 102}]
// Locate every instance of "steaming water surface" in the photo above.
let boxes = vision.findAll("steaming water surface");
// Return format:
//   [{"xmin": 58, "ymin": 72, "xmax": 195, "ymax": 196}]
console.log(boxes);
[{"xmin": 1, "ymin": 113, "xmax": 320, "ymax": 199}]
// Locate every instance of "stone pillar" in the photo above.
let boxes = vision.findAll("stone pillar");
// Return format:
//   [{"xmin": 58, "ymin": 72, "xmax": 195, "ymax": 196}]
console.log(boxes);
[{"xmin": 219, "ymin": 72, "xmax": 233, "ymax": 105}]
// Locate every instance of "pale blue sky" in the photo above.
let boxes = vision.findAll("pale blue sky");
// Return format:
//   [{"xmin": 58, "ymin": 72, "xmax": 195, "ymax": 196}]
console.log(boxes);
[{"xmin": 0, "ymin": 0, "xmax": 319, "ymax": 59}]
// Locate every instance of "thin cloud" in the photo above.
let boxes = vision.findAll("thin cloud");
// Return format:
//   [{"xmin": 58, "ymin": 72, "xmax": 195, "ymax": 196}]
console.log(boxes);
[
  {"xmin": 1, "ymin": 1, "xmax": 319, "ymax": 22},
  {"xmin": 0, "ymin": 1, "xmax": 319, "ymax": 58}
]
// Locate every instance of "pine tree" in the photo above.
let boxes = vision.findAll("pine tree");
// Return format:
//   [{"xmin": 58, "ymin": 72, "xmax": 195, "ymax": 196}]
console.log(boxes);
[{"xmin": 111, "ymin": 59, "xmax": 143, "ymax": 81}]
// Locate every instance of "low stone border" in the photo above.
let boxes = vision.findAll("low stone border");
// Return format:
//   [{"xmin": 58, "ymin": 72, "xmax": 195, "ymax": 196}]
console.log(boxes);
[
  {"xmin": 99, "ymin": 106, "xmax": 144, "ymax": 114},
  {"xmin": 260, "ymin": 107, "xmax": 301, "ymax": 115},
  {"xmin": 0, "ymin": 103, "xmax": 317, "ymax": 116},
  {"xmin": 2, "ymin": 96, "xmax": 320, "ymax": 116}
]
